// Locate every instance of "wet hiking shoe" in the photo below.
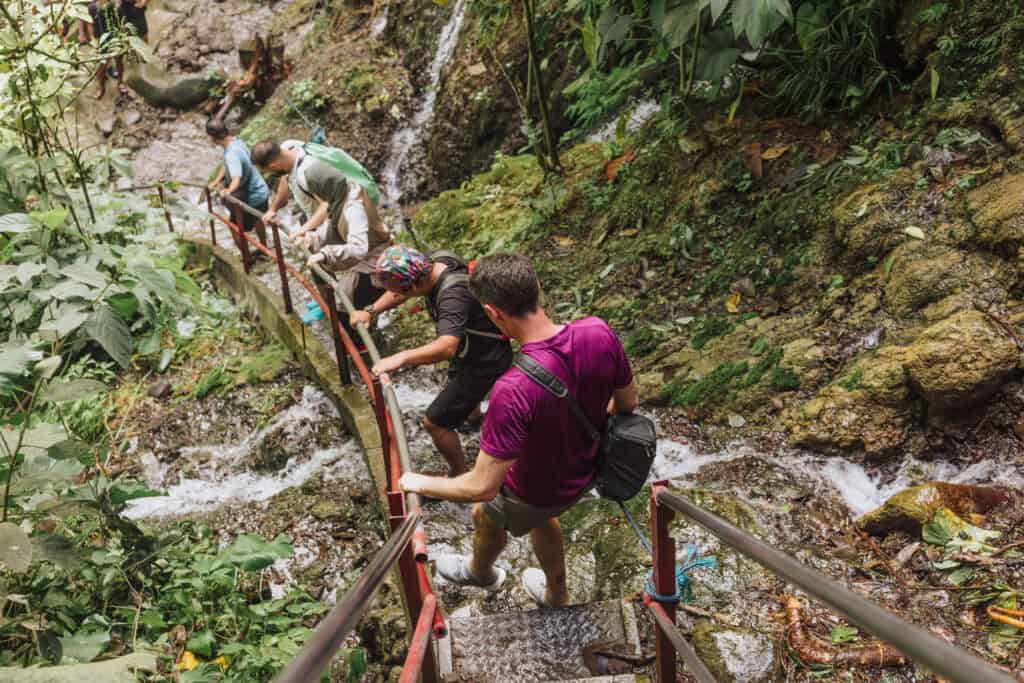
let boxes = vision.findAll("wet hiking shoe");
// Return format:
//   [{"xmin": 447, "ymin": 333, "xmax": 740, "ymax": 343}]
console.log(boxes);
[
  {"xmin": 435, "ymin": 554, "xmax": 505, "ymax": 591},
  {"xmin": 522, "ymin": 567, "xmax": 553, "ymax": 607}
]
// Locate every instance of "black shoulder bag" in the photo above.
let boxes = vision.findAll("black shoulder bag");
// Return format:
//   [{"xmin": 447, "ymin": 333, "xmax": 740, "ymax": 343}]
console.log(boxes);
[{"xmin": 513, "ymin": 353, "xmax": 657, "ymax": 502}]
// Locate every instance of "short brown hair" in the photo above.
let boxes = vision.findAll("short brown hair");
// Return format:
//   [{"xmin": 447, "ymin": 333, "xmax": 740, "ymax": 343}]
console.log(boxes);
[
  {"xmin": 251, "ymin": 141, "xmax": 281, "ymax": 167},
  {"xmin": 469, "ymin": 253, "xmax": 540, "ymax": 318}
]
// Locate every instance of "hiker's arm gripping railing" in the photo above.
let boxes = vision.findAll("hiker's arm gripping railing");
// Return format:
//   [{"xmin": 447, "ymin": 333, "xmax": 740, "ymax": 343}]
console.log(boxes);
[
  {"xmin": 273, "ymin": 512, "xmax": 421, "ymax": 683},
  {"xmin": 648, "ymin": 482, "xmax": 1020, "ymax": 683}
]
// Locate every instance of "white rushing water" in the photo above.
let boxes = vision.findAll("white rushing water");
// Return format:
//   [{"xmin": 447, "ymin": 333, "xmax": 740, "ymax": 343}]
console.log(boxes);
[
  {"xmin": 587, "ymin": 99, "xmax": 662, "ymax": 144},
  {"xmin": 653, "ymin": 437, "xmax": 1024, "ymax": 518},
  {"xmin": 125, "ymin": 387, "xmax": 368, "ymax": 518},
  {"xmin": 380, "ymin": 0, "xmax": 470, "ymax": 203}
]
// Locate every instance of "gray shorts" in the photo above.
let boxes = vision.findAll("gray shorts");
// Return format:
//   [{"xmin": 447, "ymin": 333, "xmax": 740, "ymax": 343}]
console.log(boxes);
[{"xmin": 482, "ymin": 486, "xmax": 589, "ymax": 537}]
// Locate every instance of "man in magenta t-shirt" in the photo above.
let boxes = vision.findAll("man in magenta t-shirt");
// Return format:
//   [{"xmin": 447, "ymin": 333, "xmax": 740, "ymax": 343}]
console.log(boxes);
[{"xmin": 399, "ymin": 253, "xmax": 638, "ymax": 607}]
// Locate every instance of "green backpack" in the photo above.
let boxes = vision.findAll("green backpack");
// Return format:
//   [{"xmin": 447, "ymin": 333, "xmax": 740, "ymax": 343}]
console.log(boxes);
[{"xmin": 302, "ymin": 143, "xmax": 381, "ymax": 206}]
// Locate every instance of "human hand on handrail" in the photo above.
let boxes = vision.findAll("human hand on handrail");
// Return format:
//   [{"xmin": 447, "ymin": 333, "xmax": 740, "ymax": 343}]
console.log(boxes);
[{"xmin": 350, "ymin": 310, "xmax": 372, "ymax": 329}]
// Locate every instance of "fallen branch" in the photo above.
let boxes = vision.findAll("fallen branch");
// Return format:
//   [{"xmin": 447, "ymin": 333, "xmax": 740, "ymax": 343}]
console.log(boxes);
[{"xmin": 784, "ymin": 597, "xmax": 907, "ymax": 668}]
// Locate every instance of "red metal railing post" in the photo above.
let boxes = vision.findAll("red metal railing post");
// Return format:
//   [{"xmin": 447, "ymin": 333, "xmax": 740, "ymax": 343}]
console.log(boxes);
[
  {"xmin": 372, "ymin": 378, "xmax": 393, "ymax": 490},
  {"xmin": 157, "ymin": 184, "xmax": 175, "ymax": 232},
  {"xmin": 388, "ymin": 492, "xmax": 439, "ymax": 683},
  {"xmin": 269, "ymin": 220, "xmax": 293, "ymax": 315},
  {"xmin": 651, "ymin": 482, "xmax": 676, "ymax": 683},
  {"xmin": 232, "ymin": 205, "xmax": 252, "ymax": 274},
  {"xmin": 205, "ymin": 188, "xmax": 217, "ymax": 245},
  {"xmin": 398, "ymin": 594, "xmax": 437, "ymax": 683},
  {"xmin": 318, "ymin": 283, "xmax": 353, "ymax": 385}
]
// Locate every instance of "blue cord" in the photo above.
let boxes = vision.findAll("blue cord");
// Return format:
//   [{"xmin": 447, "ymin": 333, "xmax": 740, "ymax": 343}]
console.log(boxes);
[{"xmin": 618, "ymin": 501, "xmax": 717, "ymax": 604}]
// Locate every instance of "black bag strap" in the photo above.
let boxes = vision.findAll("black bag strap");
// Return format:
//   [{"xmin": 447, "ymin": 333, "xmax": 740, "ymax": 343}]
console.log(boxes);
[{"xmin": 513, "ymin": 353, "xmax": 602, "ymax": 443}]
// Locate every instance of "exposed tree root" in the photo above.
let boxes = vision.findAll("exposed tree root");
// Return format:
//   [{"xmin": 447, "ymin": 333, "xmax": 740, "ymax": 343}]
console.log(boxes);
[{"xmin": 784, "ymin": 597, "xmax": 907, "ymax": 668}]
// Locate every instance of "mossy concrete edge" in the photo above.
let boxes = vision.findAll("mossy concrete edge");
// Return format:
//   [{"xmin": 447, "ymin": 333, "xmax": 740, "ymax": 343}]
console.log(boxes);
[{"xmin": 182, "ymin": 236, "xmax": 389, "ymax": 512}]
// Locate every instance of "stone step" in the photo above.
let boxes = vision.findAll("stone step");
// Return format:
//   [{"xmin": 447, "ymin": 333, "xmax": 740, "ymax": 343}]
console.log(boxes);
[{"xmin": 436, "ymin": 599, "xmax": 642, "ymax": 682}]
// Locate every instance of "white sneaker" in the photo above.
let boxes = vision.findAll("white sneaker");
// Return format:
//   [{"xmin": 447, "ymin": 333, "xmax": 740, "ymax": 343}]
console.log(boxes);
[
  {"xmin": 435, "ymin": 554, "xmax": 506, "ymax": 592},
  {"xmin": 521, "ymin": 567, "xmax": 553, "ymax": 607}
]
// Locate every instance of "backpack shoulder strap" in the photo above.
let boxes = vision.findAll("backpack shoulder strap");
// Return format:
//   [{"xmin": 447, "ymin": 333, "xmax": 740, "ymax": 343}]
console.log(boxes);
[{"xmin": 513, "ymin": 353, "xmax": 601, "ymax": 442}]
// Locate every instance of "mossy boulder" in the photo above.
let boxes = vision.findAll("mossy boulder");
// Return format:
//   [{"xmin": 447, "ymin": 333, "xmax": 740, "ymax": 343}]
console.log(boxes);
[
  {"xmin": 787, "ymin": 385, "xmax": 910, "ymax": 454},
  {"xmin": 691, "ymin": 620, "xmax": 776, "ymax": 683},
  {"xmin": 125, "ymin": 63, "xmax": 216, "ymax": 109},
  {"xmin": 858, "ymin": 481, "xmax": 1011, "ymax": 535},
  {"xmin": 883, "ymin": 244, "xmax": 964, "ymax": 315},
  {"xmin": 903, "ymin": 309, "xmax": 1019, "ymax": 414},
  {"xmin": 831, "ymin": 184, "xmax": 903, "ymax": 265},
  {"xmin": 967, "ymin": 172, "xmax": 1024, "ymax": 249},
  {"xmin": 781, "ymin": 338, "xmax": 827, "ymax": 387}
]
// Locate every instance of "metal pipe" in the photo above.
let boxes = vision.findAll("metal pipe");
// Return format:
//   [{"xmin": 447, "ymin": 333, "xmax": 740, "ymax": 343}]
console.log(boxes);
[
  {"xmin": 217, "ymin": 196, "xmax": 427, "ymax": 557},
  {"xmin": 205, "ymin": 188, "xmax": 217, "ymax": 245},
  {"xmin": 318, "ymin": 283, "xmax": 353, "ymax": 385},
  {"xmin": 643, "ymin": 594, "xmax": 717, "ymax": 683},
  {"xmin": 273, "ymin": 511, "xmax": 421, "ymax": 683},
  {"xmin": 399, "ymin": 594, "xmax": 438, "ymax": 683},
  {"xmin": 157, "ymin": 184, "xmax": 175, "ymax": 233},
  {"xmin": 654, "ymin": 488, "xmax": 1019, "ymax": 683},
  {"xmin": 269, "ymin": 219, "xmax": 293, "ymax": 314}
]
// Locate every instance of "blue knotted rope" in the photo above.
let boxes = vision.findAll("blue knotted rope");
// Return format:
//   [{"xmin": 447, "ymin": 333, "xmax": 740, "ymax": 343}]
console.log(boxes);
[{"xmin": 617, "ymin": 501, "xmax": 717, "ymax": 604}]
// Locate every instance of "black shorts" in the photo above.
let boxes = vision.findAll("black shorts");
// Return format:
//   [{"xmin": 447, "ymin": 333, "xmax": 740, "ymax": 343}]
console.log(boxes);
[
  {"xmin": 237, "ymin": 197, "xmax": 268, "ymax": 233},
  {"xmin": 120, "ymin": 3, "xmax": 148, "ymax": 39},
  {"xmin": 425, "ymin": 359, "xmax": 511, "ymax": 430}
]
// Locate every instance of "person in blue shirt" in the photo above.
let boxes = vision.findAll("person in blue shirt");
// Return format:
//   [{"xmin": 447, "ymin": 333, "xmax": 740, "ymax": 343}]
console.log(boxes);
[{"xmin": 206, "ymin": 119, "xmax": 270, "ymax": 253}]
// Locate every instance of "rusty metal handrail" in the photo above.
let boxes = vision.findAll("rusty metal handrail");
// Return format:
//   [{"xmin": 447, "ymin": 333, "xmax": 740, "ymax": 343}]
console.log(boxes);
[
  {"xmin": 273, "ymin": 511, "xmax": 421, "ymax": 683},
  {"xmin": 220, "ymin": 195, "xmax": 429, "ymax": 555},
  {"xmin": 651, "ymin": 484, "xmax": 1019, "ymax": 683}
]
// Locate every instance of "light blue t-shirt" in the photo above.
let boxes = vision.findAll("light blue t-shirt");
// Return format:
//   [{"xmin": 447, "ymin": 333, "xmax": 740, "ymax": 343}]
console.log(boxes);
[{"xmin": 224, "ymin": 138, "xmax": 270, "ymax": 207}]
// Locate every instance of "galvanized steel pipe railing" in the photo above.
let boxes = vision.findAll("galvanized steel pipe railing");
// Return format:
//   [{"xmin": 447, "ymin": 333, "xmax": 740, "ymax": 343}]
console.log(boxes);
[
  {"xmin": 273, "ymin": 512, "xmax": 421, "ymax": 683},
  {"xmin": 652, "ymin": 484, "xmax": 1019, "ymax": 683}
]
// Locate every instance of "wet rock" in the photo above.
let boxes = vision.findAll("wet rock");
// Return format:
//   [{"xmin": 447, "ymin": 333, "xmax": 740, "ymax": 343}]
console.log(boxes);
[
  {"xmin": 858, "ymin": 481, "xmax": 1011, "ymax": 535},
  {"xmin": 126, "ymin": 63, "xmax": 216, "ymax": 109},
  {"xmin": 968, "ymin": 172, "xmax": 1024, "ymax": 249},
  {"xmin": 692, "ymin": 620, "xmax": 776, "ymax": 683},
  {"xmin": 310, "ymin": 500, "xmax": 343, "ymax": 520},
  {"xmin": 148, "ymin": 380, "xmax": 173, "ymax": 399},
  {"xmin": 96, "ymin": 116, "xmax": 116, "ymax": 137},
  {"xmin": 123, "ymin": 110, "xmax": 143, "ymax": 126},
  {"xmin": 904, "ymin": 309, "xmax": 1018, "ymax": 414},
  {"xmin": 781, "ymin": 338, "xmax": 827, "ymax": 386}
]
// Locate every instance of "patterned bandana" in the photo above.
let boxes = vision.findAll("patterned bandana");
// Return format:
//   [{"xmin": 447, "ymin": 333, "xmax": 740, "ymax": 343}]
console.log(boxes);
[{"xmin": 374, "ymin": 246, "xmax": 432, "ymax": 292}]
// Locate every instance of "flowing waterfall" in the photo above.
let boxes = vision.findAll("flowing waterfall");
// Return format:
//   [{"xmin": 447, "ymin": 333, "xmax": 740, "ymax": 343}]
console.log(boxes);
[{"xmin": 381, "ymin": 0, "xmax": 470, "ymax": 203}]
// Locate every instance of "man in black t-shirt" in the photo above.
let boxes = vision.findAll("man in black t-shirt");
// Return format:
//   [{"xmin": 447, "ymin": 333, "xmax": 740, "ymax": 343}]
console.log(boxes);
[{"xmin": 350, "ymin": 246, "xmax": 513, "ymax": 477}]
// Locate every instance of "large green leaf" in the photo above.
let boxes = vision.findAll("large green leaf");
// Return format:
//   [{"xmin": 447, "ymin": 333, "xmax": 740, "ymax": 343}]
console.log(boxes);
[
  {"xmin": 48, "ymin": 280, "xmax": 96, "ymax": 301},
  {"xmin": 0, "ymin": 522, "xmax": 32, "ymax": 573},
  {"xmin": 16, "ymin": 262, "xmax": 45, "ymax": 284},
  {"xmin": 0, "ymin": 651, "xmax": 157, "ymax": 682},
  {"xmin": 186, "ymin": 629, "xmax": 216, "ymax": 659},
  {"xmin": 38, "ymin": 308, "xmax": 89, "ymax": 341},
  {"xmin": 218, "ymin": 534, "xmax": 294, "ymax": 571},
  {"xmin": 0, "ymin": 212, "xmax": 35, "ymax": 234},
  {"xmin": 32, "ymin": 533, "xmax": 85, "ymax": 570},
  {"xmin": 41, "ymin": 379, "xmax": 107, "ymax": 403},
  {"xmin": 0, "ymin": 345, "xmax": 33, "ymax": 378},
  {"xmin": 84, "ymin": 304, "xmax": 133, "ymax": 368},
  {"xmin": 0, "ymin": 423, "xmax": 67, "ymax": 458},
  {"xmin": 697, "ymin": 29, "xmax": 740, "ymax": 80},
  {"xmin": 47, "ymin": 439, "xmax": 91, "ymax": 461},
  {"xmin": 731, "ymin": 0, "xmax": 790, "ymax": 47},
  {"xmin": 11, "ymin": 454, "xmax": 82, "ymax": 493},
  {"xmin": 32, "ymin": 209, "xmax": 69, "ymax": 231},
  {"xmin": 709, "ymin": 0, "xmax": 730, "ymax": 24},
  {"xmin": 109, "ymin": 482, "xmax": 164, "ymax": 507},
  {"xmin": 795, "ymin": 1, "xmax": 827, "ymax": 52},
  {"xmin": 63, "ymin": 261, "xmax": 108, "ymax": 289},
  {"xmin": 581, "ymin": 15, "xmax": 599, "ymax": 69},
  {"xmin": 660, "ymin": 0, "xmax": 703, "ymax": 48},
  {"xmin": 130, "ymin": 263, "xmax": 180, "ymax": 307},
  {"xmin": 59, "ymin": 630, "xmax": 110, "ymax": 663}
]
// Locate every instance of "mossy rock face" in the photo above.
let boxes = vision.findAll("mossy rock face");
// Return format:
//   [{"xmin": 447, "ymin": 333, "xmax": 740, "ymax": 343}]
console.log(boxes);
[
  {"xmin": 904, "ymin": 309, "xmax": 1019, "ymax": 414},
  {"xmin": 831, "ymin": 184, "xmax": 903, "ymax": 265},
  {"xmin": 883, "ymin": 244, "xmax": 964, "ymax": 316},
  {"xmin": 858, "ymin": 481, "xmax": 1012, "ymax": 535},
  {"xmin": 786, "ymin": 385, "xmax": 911, "ymax": 455},
  {"xmin": 691, "ymin": 620, "xmax": 777, "ymax": 683},
  {"xmin": 858, "ymin": 346, "xmax": 911, "ymax": 405},
  {"xmin": 968, "ymin": 172, "xmax": 1024, "ymax": 249}
]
